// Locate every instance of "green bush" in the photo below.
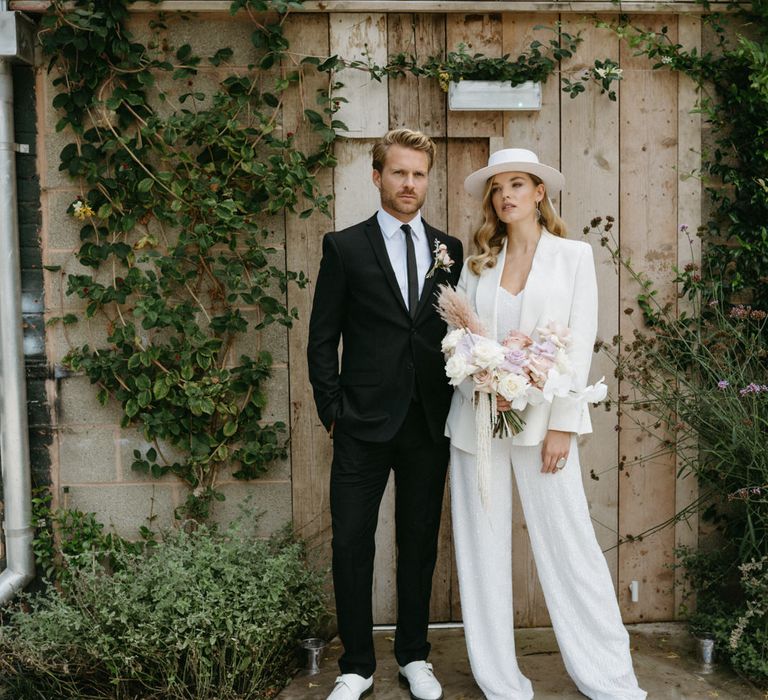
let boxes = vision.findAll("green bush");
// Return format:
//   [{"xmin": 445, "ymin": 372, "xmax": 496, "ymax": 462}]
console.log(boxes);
[
  {"xmin": 0, "ymin": 522, "xmax": 328, "ymax": 699},
  {"xmin": 585, "ymin": 215, "xmax": 768, "ymax": 682},
  {"xmin": 677, "ymin": 548, "xmax": 768, "ymax": 684}
]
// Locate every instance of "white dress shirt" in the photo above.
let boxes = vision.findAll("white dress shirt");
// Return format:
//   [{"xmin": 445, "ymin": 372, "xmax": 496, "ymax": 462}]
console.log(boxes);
[{"xmin": 376, "ymin": 209, "xmax": 433, "ymax": 312}]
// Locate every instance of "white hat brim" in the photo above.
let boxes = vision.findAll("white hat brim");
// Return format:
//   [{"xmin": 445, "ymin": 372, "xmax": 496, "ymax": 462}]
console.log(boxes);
[{"xmin": 464, "ymin": 160, "xmax": 565, "ymax": 200}]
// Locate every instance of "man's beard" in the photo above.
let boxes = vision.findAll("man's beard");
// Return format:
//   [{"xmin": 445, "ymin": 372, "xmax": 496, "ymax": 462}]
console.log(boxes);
[{"xmin": 381, "ymin": 188, "xmax": 425, "ymax": 217}]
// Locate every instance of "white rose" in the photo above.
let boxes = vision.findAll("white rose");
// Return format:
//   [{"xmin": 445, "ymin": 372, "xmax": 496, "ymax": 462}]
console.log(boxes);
[
  {"xmin": 470, "ymin": 338, "xmax": 505, "ymax": 370},
  {"xmin": 497, "ymin": 372, "xmax": 529, "ymax": 402},
  {"xmin": 445, "ymin": 354, "xmax": 472, "ymax": 385},
  {"xmin": 441, "ymin": 328, "xmax": 466, "ymax": 355}
]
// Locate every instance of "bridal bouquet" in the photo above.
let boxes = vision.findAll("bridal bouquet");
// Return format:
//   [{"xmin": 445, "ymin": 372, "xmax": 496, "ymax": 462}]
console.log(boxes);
[
  {"xmin": 437, "ymin": 285, "xmax": 607, "ymax": 433},
  {"xmin": 436, "ymin": 284, "xmax": 606, "ymax": 501}
]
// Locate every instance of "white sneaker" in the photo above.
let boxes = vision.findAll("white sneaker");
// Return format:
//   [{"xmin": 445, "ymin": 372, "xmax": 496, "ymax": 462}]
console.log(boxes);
[
  {"xmin": 398, "ymin": 660, "xmax": 443, "ymax": 700},
  {"xmin": 327, "ymin": 673, "xmax": 374, "ymax": 700}
]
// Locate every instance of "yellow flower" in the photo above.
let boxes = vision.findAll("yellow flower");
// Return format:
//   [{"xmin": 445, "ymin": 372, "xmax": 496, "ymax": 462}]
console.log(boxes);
[{"xmin": 72, "ymin": 200, "xmax": 95, "ymax": 220}]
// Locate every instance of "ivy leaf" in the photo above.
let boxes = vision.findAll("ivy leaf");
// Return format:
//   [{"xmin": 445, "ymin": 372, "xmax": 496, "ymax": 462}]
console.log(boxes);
[
  {"xmin": 176, "ymin": 44, "xmax": 192, "ymax": 62},
  {"xmin": 137, "ymin": 177, "xmax": 155, "ymax": 193},
  {"xmin": 154, "ymin": 379, "xmax": 170, "ymax": 400}
]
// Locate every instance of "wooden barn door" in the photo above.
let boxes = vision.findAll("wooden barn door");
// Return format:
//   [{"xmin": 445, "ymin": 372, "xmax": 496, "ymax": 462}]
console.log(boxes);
[{"xmin": 288, "ymin": 9, "xmax": 700, "ymax": 627}]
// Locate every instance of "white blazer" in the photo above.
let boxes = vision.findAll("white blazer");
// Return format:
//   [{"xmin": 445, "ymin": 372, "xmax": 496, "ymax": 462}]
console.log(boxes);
[{"xmin": 445, "ymin": 229, "xmax": 598, "ymax": 452}]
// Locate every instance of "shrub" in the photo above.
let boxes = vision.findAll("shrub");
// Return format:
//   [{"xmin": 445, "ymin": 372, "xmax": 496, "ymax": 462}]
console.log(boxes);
[
  {"xmin": 587, "ymin": 218, "xmax": 768, "ymax": 556},
  {"xmin": 586, "ymin": 217, "xmax": 768, "ymax": 682},
  {"xmin": 0, "ymin": 522, "xmax": 328, "ymax": 699}
]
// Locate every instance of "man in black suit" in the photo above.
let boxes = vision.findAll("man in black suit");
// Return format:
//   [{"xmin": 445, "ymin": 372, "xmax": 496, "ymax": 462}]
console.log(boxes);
[{"xmin": 308, "ymin": 129, "xmax": 463, "ymax": 700}]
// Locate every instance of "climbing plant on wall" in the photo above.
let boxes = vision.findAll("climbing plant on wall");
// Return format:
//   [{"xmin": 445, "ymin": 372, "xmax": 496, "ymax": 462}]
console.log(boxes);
[
  {"xmin": 587, "ymin": 3, "xmax": 768, "ymax": 683},
  {"xmin": 41, "ymin": 0, "xmax": 615, "ymax": 522},
  {"xmin": 41, "ymin": 0, "xmax": 339, "ymax": 520},
  {"xmin": 598, "ymin": 6, "xmax": 768, "ymax": 307}
]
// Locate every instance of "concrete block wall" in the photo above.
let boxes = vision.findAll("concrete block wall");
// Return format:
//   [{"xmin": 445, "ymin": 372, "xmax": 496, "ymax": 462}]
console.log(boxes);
[{"xmin": 38, "ymin": 13, "xmax": 293, "ymax": 539}]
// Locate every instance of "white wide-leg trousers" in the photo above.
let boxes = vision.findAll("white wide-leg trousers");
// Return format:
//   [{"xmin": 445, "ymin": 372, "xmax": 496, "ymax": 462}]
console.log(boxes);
[{"xmin": 450, "ymin": 437, "xmax": 646, "ymax": 700}]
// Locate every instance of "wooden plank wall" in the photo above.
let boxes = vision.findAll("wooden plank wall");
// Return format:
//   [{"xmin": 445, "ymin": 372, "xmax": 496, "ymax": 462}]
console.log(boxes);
[{"xmin": 287, "ymin": 11, "xmax": 701, "ymax": 625}]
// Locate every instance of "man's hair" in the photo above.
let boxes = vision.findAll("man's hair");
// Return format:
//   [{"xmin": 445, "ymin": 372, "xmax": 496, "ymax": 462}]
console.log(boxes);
[{"xmin": 371, "ymin": 128, "xmax": 436, "ymax": 173}]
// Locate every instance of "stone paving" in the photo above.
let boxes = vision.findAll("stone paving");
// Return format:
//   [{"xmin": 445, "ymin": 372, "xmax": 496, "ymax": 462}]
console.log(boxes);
[{"xmin": 280, "ymin": 623, "xmax": 767, "ymax": 699}]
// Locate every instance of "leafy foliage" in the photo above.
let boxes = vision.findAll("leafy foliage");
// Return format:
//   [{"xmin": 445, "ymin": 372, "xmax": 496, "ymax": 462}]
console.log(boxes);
[
  {"xmin": 0, "ymin": 519, "xmax": 328, "ymax": 700},
  {"xmin": 586, "ymin": 211, "xmax": 768, "ymax": 680},
  {"xmin": 31, "ymin": 489, "xmax": 154, "ymax": 587},
  {"xmin": 39, "ymin": 0, "xmax": 339, "ymax": 519},
  {"xmin": 599, "ymin": 3, "xmax": 768, "ymax": 306},
  {"xmin": 583, "ymin": 4, "xmax": 768, "ymax": 682},
  {"xmin": 350, "ymin": 28, "xmax": 621, "ymax": 99},
  {"xmin": 586, "ymin": 218, "xmax": 768, "ymax": 554},
  {"xmin": 39, "ymin": 0, "xmax": 612, "ymax": 522}
]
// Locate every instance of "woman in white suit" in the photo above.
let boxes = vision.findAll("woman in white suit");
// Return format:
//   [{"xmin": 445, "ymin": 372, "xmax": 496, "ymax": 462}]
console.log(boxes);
[{"xmin": 446, "ymin": 149, "xmax": 646, "ymax": 700}]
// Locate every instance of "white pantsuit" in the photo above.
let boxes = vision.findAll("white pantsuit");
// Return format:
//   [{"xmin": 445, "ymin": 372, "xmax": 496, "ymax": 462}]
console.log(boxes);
[
  {"xmin": 451, "ymin": 438, "xmax": 644, "ymax": 699},
  {"xmin": 446, "ymin": 231, "xmax": 646, "ymax": 699}
]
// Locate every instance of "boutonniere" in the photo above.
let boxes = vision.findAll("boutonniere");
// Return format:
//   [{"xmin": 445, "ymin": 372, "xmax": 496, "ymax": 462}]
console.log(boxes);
[{"xmin": 426, "ymin": 239, "xmax": 454, "ymax": 278}]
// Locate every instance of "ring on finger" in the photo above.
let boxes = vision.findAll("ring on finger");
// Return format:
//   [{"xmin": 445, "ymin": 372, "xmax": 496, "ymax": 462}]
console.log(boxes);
[{"xmin": 555, "ymin": 456, "xmax": 567, "ymax": 470}]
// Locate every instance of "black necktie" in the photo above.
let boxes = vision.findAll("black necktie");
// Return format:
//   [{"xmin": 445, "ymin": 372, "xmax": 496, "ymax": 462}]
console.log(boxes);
[{"xmin": 402, "ymin": 224, "xmax": 418, "ymax": 318}]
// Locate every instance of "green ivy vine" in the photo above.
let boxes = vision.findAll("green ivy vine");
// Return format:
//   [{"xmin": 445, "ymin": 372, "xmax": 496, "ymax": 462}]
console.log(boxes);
[
  {"xmin": 598, "ymin": 4, "xmax": 768, "ymax": 306},
  {"xmin": 41, "ymin": 0, "xmax": 340, "ymax": 520},
  {"xmin": 41, "ymin": 0, "xmax": 613, "ymax": 522},
  {"xmin": 350, "ymin": 29, "xmax": 622, "ymax": 100}
]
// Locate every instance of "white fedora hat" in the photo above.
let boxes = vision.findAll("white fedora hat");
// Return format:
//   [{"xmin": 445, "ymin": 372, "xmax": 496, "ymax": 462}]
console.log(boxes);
[{"xmin": 464, "ymin": 148, "xmax": 565, "ymax": 200}]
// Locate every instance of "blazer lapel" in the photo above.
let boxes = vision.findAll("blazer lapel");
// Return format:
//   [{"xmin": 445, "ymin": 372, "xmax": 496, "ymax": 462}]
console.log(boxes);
[
  {"xmin": 476, "ymin": 238, "xmax": 506, "ymax": 339},
  {"xmin": 364, "ymin": 215, "xmax": 409, "ymax": 316},
  {"xmin": 519, "ymin": 230, "xmax": 555, "ymax": 336},
  {"xmin": 413, "ymin": 221, "xmax": 442, "ymax": 321}
]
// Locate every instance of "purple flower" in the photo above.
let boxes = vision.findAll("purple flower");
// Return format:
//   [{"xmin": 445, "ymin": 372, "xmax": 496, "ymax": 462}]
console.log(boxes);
[
  {"xmin": 531, "ymin": 339, "xmax": 557, "ymax": 360},
  {"xmin": 730, "ymin": 305, "xmax": 749, "ymax": 319},
  {"xmin": 501, "ymin": 348, "xmax": 528, "ymax": 375},
  {"xmin": 717, "ymin": 380, "xmax": 729, "ymax": 390},
  {"xmin": 739, "ymin": 383, "xmax": 767, "ymax": 396}
]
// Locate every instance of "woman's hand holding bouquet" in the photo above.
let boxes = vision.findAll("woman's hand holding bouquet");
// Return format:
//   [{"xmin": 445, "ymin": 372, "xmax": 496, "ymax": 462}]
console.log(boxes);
[{"xmin": 436, "ymin": 286, "xmax": 607, "ymax": 438}]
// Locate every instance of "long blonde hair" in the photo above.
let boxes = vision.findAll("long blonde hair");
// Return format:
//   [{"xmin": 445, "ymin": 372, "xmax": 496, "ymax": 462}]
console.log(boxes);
[{"xmin": 467, "ymin": 173, "xmax": 567, "ymax": 275}]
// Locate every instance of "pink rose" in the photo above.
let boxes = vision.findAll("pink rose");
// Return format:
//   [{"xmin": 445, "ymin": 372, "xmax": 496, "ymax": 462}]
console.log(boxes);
[
  {"xmin": 501, "ymin": 330, "xmax": 533, "ymax": 351},
  {"xmin": 526, "ymin": 354, "xmax": 555, "ymax": 388},
  {"xmin": 473, "ymin": 368, "xmax": 496, "ymax": 393},
  {"xmin": 537, "ymin": 321, "xmax": 572, "ymax": 349}
]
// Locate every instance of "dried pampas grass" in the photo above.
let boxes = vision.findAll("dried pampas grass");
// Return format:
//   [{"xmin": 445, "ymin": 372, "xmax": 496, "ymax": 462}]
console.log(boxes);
[{"xmin": 435, "ymin": 285, "xmax": 485, "ymax": 335}]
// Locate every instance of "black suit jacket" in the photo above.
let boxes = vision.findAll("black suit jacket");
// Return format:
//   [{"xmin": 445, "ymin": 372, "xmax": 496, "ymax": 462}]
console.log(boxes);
[{"xmin": 307, "ymin": 214, "xmax": 463, "ymax": 443}]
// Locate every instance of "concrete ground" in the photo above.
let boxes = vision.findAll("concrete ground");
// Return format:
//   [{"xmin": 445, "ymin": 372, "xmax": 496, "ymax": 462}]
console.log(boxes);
[{"xmin": 280, "ymin": 623, "xmax": 767, "ymax": 699}]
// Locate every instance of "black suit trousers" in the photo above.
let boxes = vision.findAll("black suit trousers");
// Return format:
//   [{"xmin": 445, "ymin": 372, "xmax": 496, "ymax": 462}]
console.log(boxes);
[{"xmin": 330, "ymin": 398, "xmax": 449, "ymax": 677}]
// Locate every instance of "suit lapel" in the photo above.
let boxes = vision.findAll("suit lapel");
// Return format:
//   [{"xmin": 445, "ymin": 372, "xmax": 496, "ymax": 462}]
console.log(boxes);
[
  {"xmin": 413, "ymin": 221, "xmax": 442, "ymax": 321},
  {"xmin": 519, "ymin": 230, "xmax": 555, "ymax": 336},
  {"xmin": 476, "ymin": 238, "xmax": 506, "ymax": 339},
  {"xmin": 364, "ymin": 215, "xmax": 409, "ymax": 316}
]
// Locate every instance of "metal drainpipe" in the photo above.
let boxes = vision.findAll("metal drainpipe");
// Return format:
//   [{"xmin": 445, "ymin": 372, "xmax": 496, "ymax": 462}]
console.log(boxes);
[{"xmin": 0, "ymin": 1, "xmax": 36, "ymax": 604}]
